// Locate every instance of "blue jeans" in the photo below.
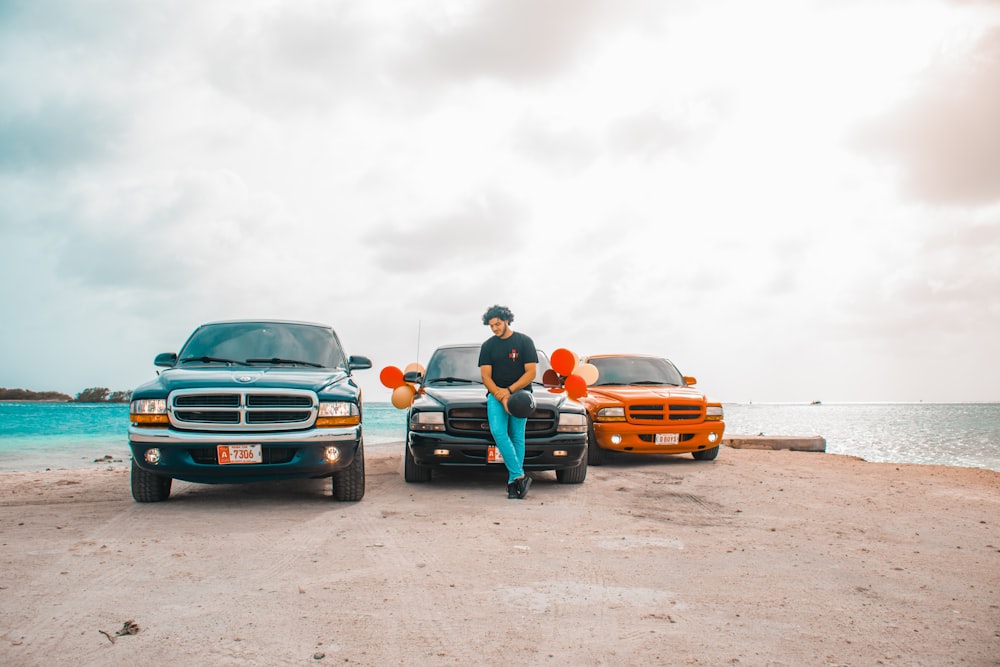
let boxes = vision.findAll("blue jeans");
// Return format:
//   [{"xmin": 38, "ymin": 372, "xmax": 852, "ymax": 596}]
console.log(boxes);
[{"xmin": 486, "ymin": 394, "xmax": 526, "ymax": 482}]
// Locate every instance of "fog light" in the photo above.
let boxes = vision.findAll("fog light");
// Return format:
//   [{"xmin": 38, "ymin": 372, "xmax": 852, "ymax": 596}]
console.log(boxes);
[
  {"xmin": 553, "ymin": 450, "xmax": 567, "ymax": 457},
  {"xmin": 324, "ymin": 447, "xmax": 341, "ymax": 463},
  {"xmin": 144, "ymin": 448, "xmax": 161, "ymax": 464},
  {"xmin": 708, "ymin": 432, "xmax": 718, "ymax": 443},
  {"xmin": 434, "ymin": 449, "xmax": 450, "ymax": 456},
  {"xmin": 610, "ymin": 434, "xmax": 622, "ymax": 445}
]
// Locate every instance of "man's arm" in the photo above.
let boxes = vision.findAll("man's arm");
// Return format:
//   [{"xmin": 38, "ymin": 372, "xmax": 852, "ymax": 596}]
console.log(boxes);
[
  {"xmin": 481, "ymin": 365, "xmax": 507, "ymax": 401},
  {"xmin": 507, "ymin": 362, "xmax": 537, "ymax": 394},
  {"xmin": 481, "ymin": 363, "xmax": 536, "ymax": 404}
]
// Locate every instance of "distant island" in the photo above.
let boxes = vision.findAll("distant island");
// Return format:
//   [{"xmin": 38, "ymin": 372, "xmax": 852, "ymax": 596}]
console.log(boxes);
[{"xmin": 0, "ymin": 387, "xmax": 132, "ymax": 403}]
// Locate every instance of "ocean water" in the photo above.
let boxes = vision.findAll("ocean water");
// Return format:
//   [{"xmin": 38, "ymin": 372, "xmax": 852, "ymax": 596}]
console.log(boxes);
[
  {"xmin": 724, "ymin": 402, "xmax": 1000, "ymax": 472},
  {"xmin": 0, "ymin": 402, "xmax": 409, "ymax": 473},
  {"xmin": 1, "ymin": 401, "xmax": 998, "ymax": 473}
]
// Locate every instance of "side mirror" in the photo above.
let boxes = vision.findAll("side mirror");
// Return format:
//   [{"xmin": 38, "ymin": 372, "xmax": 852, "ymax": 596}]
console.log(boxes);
[
  {"xmin": 155, "ymin": 352, "xmax": 177, "ymax": 368},
  {"xmin": 402, "ymin": 370, "xmax": 423, "ymax": 384},
  {"xmin": 683, "ymin": 375, "xmax": 697, "ymax": 386},
  {"xmin": 349, "ymin": 355, "xmax": 373, "ymax": 371}
]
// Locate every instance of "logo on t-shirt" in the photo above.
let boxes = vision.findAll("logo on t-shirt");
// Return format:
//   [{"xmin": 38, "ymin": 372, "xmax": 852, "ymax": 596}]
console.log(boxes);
[{"xmin": 509, "ymin": 349, "xmax": 519, "ymax": 361}]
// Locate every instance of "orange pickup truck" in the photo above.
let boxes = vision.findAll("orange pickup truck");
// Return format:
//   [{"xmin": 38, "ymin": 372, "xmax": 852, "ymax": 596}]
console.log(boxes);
[{"xmin": 577, "ymin": 354, "xmax": 725, "ymax": 465}]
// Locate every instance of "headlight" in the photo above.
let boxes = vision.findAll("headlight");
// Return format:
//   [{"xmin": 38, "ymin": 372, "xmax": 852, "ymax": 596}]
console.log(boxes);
[
  {"xmin": 557, "ymin": 412, "xmax": 587, "ymax": 433},
  {"xmin": 410, "ymin": 411, "xmax": 445, "ymax": 432},
  {"xmin": 316, "ymin": 401, "xmax": 360, "ymax": 427},
  {"xmin": 706, "ymin": 405, "xmax": 724, "ymax": 421},
  {"xmin": 130, "ymin": 399, "xmax": 168, "ymax": 425},
  {"xmin": 596, "ymin": 406, "xmax": 626, "ymax": 422},
  {"xmin": 131, "ymin": 399, "xmax": 166, "ymax": 414},
  {"xmin": 319, "ymin": 402, "xmax": 358, "ymax": 418}
]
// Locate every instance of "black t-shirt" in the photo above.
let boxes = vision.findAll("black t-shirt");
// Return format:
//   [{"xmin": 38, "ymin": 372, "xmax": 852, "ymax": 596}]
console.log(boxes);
[{"xmin": 478, "ymin": 331, "xmax": 538, "ymax": 391}]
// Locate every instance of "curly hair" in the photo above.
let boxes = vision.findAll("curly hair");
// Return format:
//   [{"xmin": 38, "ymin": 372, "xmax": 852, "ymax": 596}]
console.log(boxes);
[{"xmin": 482, "ymin": 304, "xmax": 514, "ymax": 325}]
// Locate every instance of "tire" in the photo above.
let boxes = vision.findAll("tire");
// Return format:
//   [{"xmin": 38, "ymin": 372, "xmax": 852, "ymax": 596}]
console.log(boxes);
[
  {"xmin": 692, "ymin": 445, "xmax": 720, "ymax": 461},
  {"xmin": 331, "ymin": 440, "xmax": 365, "ymax": 501},
  {"xmin": 555, "ymin": 456, "xmax": 587, "ymax": 484},
  {"xmin": 130, "ymin": 459, "xmax": 172, "ymax": 502},
  {"xmin": 586, "ymin": 417, "xmax": 606, "ymax": 466},
  {"xmin": 403, "ymin": 442, "xmax": 432, "ymax": 483}
]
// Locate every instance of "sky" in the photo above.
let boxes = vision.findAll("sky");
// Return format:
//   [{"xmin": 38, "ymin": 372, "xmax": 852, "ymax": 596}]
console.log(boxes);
[{"xmin": 1, "ymin": 0, "xmax": 999, "ymax": 404}]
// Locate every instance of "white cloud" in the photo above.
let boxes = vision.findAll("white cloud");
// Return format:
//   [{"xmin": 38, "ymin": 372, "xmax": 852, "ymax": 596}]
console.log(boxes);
[{"xmin": 1, "ymin": 0, "xmax": 998, "ymax": 403}]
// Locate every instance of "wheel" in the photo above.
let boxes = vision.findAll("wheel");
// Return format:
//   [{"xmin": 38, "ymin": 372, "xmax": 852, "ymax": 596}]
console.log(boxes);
[
  {"xmin": 692, "ymin": 445, "xmax": 720, "ymax": 461},
  {"xmin": 331, "ymin": 440, "xmax": 365, "ymax": 501},
  {"xmin": 403, "ymin": 443, "xmax": 432, "ymax": 483},
  {"xmin": 130, "ymin": 459, "xmax": 172, "ymax": 502},
  {"xmin": 555, "ymin": 456, "xmax": 587, "ymax": 484},
  {"xmin": 586, "ymin": 417, "xmax": 606, "ymax": 466}
]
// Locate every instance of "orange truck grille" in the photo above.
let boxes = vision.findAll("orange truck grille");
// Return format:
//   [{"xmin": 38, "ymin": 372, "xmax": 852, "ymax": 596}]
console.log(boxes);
[{"xmin": 626, "ymin": 404, "xmax": 703, "ymax": 423}]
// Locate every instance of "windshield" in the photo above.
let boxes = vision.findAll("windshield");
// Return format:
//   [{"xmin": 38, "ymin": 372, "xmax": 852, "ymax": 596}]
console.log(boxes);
[
  {"xmin": 588, "ymin": 356, "xmax": 685, "ymax": 387},
  {"xmin": 178, "ymin": 322, "xmax": 348, "ymax": 369},
  {"xmin": 424, "ymin": 346, "xmax": 552, "ymax": 385}
]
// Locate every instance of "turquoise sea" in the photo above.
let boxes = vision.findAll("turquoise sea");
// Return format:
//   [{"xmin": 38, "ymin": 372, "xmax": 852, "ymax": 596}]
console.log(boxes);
[{"xmin": 1, "ymin": 401, "xmax": 998, "ymax": 473}]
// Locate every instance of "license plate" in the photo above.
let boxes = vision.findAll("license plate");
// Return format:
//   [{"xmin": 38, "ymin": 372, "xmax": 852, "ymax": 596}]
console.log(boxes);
[
  {"xmin": 487, "ymin": 445, "xmax": 504, "ymax": 463},
  {"xmin": 218, "ymin": 444, "xmax": 262, "ymax": 464},
  {"xmin": 654, "ymin": 433, "xmax": 680, "ymax": 445}
]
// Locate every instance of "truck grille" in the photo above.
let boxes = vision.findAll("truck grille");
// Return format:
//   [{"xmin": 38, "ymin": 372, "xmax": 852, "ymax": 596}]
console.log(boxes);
[
  {"xmin": 169, "ymin": 388, "xmax": 318, "ymax": 431},
  {"xmin": 447, "ymin": 407, "xmax": 556, "ymax": 436},
  {"xmin": 627, "ymin": 403, "xmax": 703, "ymax": 423}
]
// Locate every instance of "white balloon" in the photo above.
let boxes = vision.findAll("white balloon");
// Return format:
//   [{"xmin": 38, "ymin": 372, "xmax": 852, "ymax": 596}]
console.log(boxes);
[{"xmin": 573, "ymin": 362, "xmax": 600, "ymax": 386}]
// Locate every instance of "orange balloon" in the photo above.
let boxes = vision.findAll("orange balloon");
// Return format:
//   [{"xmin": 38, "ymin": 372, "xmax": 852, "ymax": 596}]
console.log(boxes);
[
  {"xmin": 573, "ymin": 362, "xmax": 599, "ymax": 386},
  {"xmin": 564, "ymin": 374, "xmax": 587, "ymax": 399},
  {"xmin": 380, "ymin": 366, "xmax": 404, "ymax": 389},
  {"xmin": 550, "ymin": 348, "xmax": 577, "ymax": 376},
  {"xmin": 403, "ymin": 362, "xmax": 426, "ymax": 376},
  {"xmin": 390, "ymin": 383, "xmax": 415, "ymax": 409}
]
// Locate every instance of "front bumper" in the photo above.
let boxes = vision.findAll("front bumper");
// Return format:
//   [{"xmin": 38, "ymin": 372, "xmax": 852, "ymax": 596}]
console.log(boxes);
[
  {"xmin": 128, "ymin": 425, "xmax": 362, "ymax": 483},
  {"xmin": 408, "ymin": 432, "xmax": 586, "ymax": 470},
  {"xmin": 591, "ymin": 422, "xmax": 725, "ymax": 455}
]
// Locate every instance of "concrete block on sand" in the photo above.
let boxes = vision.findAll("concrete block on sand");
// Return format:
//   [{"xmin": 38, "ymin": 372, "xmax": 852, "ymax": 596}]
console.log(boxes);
[{"xmin": 723, "ymin": 434, "xmax": 826, "ymax": 452}]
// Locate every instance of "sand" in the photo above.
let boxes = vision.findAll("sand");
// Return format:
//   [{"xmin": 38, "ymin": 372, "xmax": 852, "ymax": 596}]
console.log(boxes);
[{"xmin": 1, "ymin": 444, "xmax": 998, "ymax": 666}]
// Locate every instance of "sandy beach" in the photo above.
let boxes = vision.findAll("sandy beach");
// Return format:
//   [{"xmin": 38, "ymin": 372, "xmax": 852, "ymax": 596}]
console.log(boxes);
[{"xmin": 1, "ymin": 444, "xmax": 998, "ymax": 666}]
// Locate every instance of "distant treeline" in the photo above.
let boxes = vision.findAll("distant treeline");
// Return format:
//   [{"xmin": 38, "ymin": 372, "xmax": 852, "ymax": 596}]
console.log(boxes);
[{"xmin": 0, "ymin": 387, "xmax": 133, "ymax": 403}]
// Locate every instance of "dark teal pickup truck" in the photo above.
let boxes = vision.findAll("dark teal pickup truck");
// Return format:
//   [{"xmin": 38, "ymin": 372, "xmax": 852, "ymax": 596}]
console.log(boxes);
[{"xmin": 127, "ymin": 320, "xmax": 371, "ymax": 502}]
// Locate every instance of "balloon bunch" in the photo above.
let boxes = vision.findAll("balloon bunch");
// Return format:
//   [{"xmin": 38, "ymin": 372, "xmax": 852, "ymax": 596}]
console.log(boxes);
[
  {"xmin": 380, "ymin": 363, "xmax": 425, "ymax": 409},
  {"xmin": 543, "ymin": 348, "xmax": 599, "ymax": 400}
]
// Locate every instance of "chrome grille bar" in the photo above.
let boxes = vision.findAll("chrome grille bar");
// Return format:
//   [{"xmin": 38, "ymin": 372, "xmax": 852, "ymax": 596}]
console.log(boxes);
[{"xmin": 168, "ymin": 388, "xmax": 318, "ymax": 431}]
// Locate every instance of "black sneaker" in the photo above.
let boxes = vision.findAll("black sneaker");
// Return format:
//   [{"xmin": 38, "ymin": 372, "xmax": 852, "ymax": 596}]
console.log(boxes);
[
  {"xmin": 516, "ymin": 475, "xmax": 532, "ymax": 499},
  {"xmin": 507, "ymin": 482, "xmax": 518, "ymax": 499}
]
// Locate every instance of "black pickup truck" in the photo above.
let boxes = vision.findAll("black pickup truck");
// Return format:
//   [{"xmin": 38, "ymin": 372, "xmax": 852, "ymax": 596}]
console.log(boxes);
[{"xmin": 403, "ymin": 344, "xmax": 588, "ymax": 484}]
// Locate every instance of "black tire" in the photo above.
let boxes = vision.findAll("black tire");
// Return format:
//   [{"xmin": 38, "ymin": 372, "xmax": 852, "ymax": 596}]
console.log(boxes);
[
  {"xmin": 555, "ymin": 456, "xmax": 587, "ymax": 484},
  {"xmin": 692, "ymin": 445, "xmax": 720, "ymax": 461},
  {"xmin": 586, "ymin": 417, "xmax": 606, "ymax": 466},
  {"xmin": 403, "ymin": 443, "xmax": 432, "ymax": 483},
  {"xmin": 331, "ymin": 440, "xmax": 365, "ymax": 501},
  {"xmin": 130, "ymin": 459, "xmax": 172, "ymax": 502}
]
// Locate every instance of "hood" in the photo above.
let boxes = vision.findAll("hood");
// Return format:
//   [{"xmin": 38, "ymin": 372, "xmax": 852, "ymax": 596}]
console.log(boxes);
[
  {"xmin": 142, "ymin": 367, "xmax": 354, "ymax": 396},
  {"xmin": 418, "ymin": 384, "xmax": 576, "ymax": 410},
  {"xmin": 587, "ymin": 385, "xmax": 707, "ymax": 403}
]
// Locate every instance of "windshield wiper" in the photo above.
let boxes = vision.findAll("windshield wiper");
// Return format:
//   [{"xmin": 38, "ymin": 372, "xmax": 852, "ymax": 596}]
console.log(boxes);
[
  {"xmin": 180, "ymin": 356, "xmax": 248, "ymax": 365},
  {"xmin": 427, "ymin": 377, "xmax": 479, "ymax": 384},
  {"xmin": 630, "ymin": 380, "xmax": 677, "ymax": 386},
  {"xmin": 245, "ymin": 358, "xmax": 323, "ymax": 368}
]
